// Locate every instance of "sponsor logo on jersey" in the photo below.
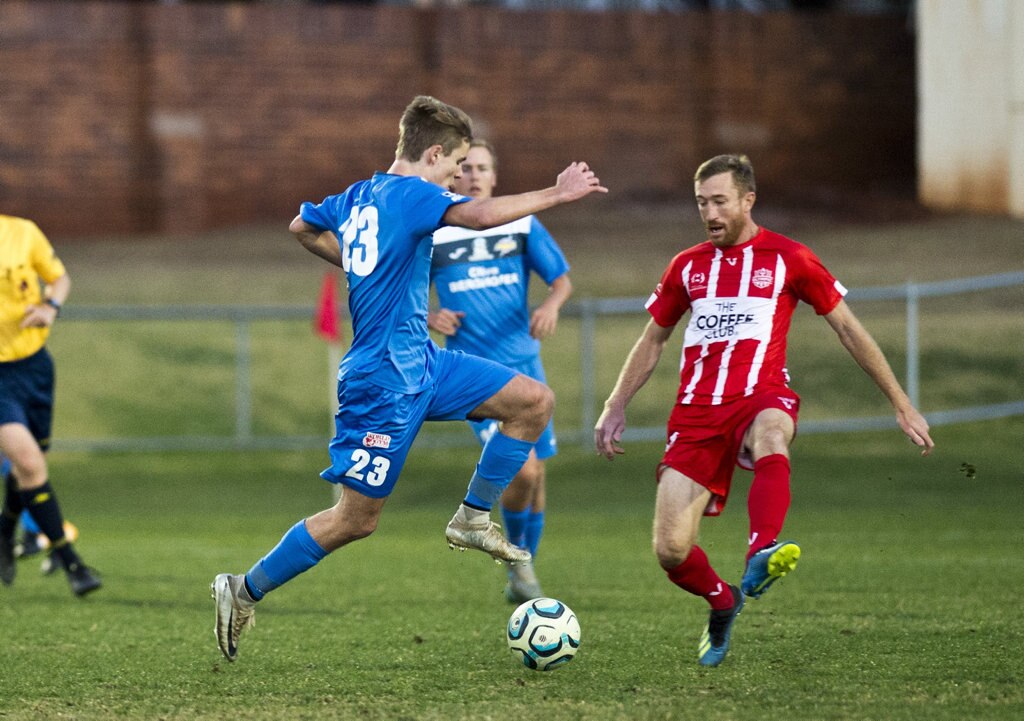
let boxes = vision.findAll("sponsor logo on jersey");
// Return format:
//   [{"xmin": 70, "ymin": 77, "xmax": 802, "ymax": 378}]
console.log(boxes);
[
  {"xmin": 752, "ymin": 268, "xmax": 774, "ymax": 289},
  {"xmin": 689, "ymin": 272, "xmax": 706, "ymax": 291},
  {"xmin": 693, "ymin": 305, "xmax": 757, "ymax": 340},
  {"xmin": 493, "ymin": 236, "xmax": 518, "ymax": 256},
  {"xmin": 363, "ymin": 432, "xmax": 392, "ymax": 449},
  {"xmin": 431, "ymin": 228, "xmax": 526, "ymax": 267},
  {"xmin": 447, "ymin": 268, "xmax": 520, "ymax": 293},
  {"xmin": 685, "ymin": 297, "xmax": 771, "ymax": 345},
  {"xmin": 467, "ymin": 236, "xmax": 495, "ymax": 262}
]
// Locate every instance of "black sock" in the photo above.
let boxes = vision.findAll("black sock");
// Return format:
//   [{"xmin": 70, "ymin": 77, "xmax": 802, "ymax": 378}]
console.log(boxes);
[
  {"xmin": 0, "ymin": 508, "xmax": 17, "ymax": 539},
  {"xmin": 0, "ymin": 472, "xmax": 22, "ymax": 538},
  {"xmin": 21, "ymin": 482, "xmax": 80, "ymax": 568}
]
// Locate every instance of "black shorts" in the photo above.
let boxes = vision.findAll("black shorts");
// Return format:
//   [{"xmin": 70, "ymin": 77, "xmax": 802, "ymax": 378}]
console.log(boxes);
[{"xmin": 0, "ymin": 348, "xmax": 55, "ymax": 450}]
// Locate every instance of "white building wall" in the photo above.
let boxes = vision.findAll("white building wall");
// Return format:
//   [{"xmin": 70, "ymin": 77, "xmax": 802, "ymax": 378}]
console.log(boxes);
[
  {"xmin": 1010, "ymin": 1, "xmax": 1024, "ymax": 217},
  {"xmin": 918, "ymin": 0, "xmax": 1024, "ymax": 217}
]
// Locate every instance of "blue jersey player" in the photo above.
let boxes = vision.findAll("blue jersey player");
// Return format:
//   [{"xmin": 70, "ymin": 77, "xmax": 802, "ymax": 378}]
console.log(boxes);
[
  {"xmin": 429, "ymin": 141, "xmax": 572, "ymax": 604},
  {"xmin": 211, "ymin": 95, "xmax": 606, "ymax": 662}
]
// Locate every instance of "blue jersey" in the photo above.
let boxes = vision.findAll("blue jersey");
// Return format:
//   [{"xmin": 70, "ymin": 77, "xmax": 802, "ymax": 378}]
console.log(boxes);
[
  {"xmin": 300, "ymin": 172, "xmax": 470, "ymax": 393},
  {"xmin": 430, "ymin": 216, "xmax": 569, "ymax": 365}
]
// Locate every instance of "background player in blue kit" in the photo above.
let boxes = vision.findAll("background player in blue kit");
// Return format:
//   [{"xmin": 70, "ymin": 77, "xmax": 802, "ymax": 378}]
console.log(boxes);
[
  {"xmin": 429, "ymin": 140, "xmax": 571, "ymax": 603},
  {"xmin": 211, "ymin": 95, "xmax": 606, "ymax": 662}
]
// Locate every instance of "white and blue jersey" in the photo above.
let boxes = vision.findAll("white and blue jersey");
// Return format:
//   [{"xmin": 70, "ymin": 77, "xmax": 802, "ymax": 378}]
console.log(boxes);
[
  {"xmin": 431, "ymin": 216, "xmax": 569, "ymax": 366},
  {"xmin": 431, "ymin": 216, "xmax": 567, "ymax": 459},
  {"xmin": 299, "ymin": 172, "xmax": 519, "ymax": 498}
]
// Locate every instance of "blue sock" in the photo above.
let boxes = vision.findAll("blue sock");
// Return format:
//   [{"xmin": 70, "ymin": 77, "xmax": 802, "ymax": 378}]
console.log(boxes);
[
  {"xmin": 500, "ymin": 506, "xmax": 530, "ymax": 549},
  {"xmin": 464, "ymin": 431, "xmax": 534, "ymax": 511},
  {"xmin": 20, "ymin": 510, "xmax": 41, "ymax": 536},
  {"xmin": 244, "ymin": 520, "xmax": 328, "ymax": 601},
  {"xmin": 525, "ymin": 510, "xmax": 545, "ymax": 558}
]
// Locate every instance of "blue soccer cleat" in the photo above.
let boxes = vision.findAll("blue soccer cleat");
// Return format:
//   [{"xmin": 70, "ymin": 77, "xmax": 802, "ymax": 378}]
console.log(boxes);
[
  {"xmin": 742, "ymin": 540, "xmax": 801, "ymax": 599},
  {"xmin": 698, "ymin": 584, "xmax": 744, "ymax": 667}
]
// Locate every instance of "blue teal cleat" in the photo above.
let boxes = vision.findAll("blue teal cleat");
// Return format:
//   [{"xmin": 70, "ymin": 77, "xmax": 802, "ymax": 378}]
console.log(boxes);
[
  {"xmin": 698, "ymin": 584, "xmax": 744, "ymax": 667},
  {"xmin": 742, "ymin": 540, "xmax": 801, "ymax": 599}
]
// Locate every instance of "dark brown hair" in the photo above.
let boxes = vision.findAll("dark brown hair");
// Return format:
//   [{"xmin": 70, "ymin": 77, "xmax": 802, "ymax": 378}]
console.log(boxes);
[
  {"xmin": 694, "ymin": 154, "xmax": 756, "ymax": 195},
  {"xmin": 395, "ymin": 96, "xmax": 473, "ymax": 162}
]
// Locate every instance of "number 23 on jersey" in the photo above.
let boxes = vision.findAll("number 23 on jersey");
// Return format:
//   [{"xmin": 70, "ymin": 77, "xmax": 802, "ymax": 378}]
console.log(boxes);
[{"xmin": 339, "ymin": 205, "xmax": 379, "ymax": 276}]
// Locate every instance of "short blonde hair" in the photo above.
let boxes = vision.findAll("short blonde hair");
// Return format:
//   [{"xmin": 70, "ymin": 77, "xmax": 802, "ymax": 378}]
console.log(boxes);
[{"xmin": 467, "ymin": 139, "xmax": 497, "ymax": 171}]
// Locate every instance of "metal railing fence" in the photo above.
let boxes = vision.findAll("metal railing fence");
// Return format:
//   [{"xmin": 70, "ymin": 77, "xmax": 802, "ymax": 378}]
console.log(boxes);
[{"xmin": 54, "ymin": 270, "xmax": 1024, "ymax": 452}]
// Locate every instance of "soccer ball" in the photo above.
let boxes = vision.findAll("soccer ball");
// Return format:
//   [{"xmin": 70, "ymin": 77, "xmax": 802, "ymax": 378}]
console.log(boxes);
[{"xmin": 506, "ymin": 597, "xmax": 580, "ymax": 671}]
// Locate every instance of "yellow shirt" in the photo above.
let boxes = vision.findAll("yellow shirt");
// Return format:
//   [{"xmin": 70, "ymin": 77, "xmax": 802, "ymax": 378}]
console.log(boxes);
[{"xmin": 0, "ymin": 215, "xmax": 66, "ymax": 362}]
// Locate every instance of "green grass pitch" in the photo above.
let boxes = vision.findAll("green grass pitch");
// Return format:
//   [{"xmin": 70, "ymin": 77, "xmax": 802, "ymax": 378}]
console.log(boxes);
[
  {"xmin": 5, "ymin": 211, "xmax": 1021, "ymax": 718},
  {"xmin": 1, "ymin": 417, "xmax": 1021, "ymax": 720}
]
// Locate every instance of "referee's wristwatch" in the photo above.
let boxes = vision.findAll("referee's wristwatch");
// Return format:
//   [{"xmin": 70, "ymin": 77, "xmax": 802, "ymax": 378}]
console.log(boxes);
[{"xmin": 44, "ymin": 298, "xmax": 62, "ymax": 316}]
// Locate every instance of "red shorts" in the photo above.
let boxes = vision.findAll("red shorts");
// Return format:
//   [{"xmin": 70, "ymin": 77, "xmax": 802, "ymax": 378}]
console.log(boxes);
[{"xmin": 658, "ymin": 388, "xmax": 800, "ymax": 516}]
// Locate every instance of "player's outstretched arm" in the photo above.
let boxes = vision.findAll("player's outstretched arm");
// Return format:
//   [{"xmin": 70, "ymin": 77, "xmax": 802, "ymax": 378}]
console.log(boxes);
[
  {"xmin": 595, "ymin": 319, "xmax": 674, "ymax": 460},
  {"xmin": 444, "ymin": 162, "xmax": 607, "ymax": 231},
  {"xmin": 290, "ymin": 215, "xmax": 342, "ymax": 267},
  {"xmin": 824, "ymin": 300, "xmax": 935, "ymax": 455}
]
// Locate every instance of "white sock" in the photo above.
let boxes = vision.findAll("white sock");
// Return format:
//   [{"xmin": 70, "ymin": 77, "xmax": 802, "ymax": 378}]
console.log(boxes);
[{"xmin": 456, "ymin": 503, "xmax": 489, "ymax": 524}]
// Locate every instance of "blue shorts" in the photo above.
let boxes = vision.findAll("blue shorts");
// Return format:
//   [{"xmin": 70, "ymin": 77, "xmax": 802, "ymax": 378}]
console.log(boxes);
[
  {"xmin": 321, "ymin": 348, "xmax": 517, "ymax": 498},
  {"xmin": 0, "ymin": 348, "xmax": 55, "ymax": 451},
  {"xmin": 467, "ymin": 354, "xmax": 557, "ymax": 461}
]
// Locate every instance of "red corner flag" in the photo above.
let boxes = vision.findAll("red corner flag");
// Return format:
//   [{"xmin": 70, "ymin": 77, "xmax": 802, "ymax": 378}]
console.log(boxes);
[{"xmin": 314, "ymin": 271, "xmax": 341, "ymax": 343}]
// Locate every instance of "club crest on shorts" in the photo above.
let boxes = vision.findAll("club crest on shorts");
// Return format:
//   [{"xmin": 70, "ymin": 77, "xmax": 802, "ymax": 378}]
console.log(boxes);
[{"xmin": 362, "ymin": 432, "xmax": 392, "ymax": 449}]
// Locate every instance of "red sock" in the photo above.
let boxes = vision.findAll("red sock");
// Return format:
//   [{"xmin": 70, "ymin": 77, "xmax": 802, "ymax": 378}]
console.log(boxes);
[
  {"xmin": 666, "ymin": 546, "xmax": 734, "ymax": 610},
  {"xmin": 747, "ymin": 453, "xmax": 791, "ymax": 561}
]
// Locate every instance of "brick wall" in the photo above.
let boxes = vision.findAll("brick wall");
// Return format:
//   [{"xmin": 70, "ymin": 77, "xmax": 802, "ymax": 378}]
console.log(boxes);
[{"xmin": 0, "ymin": 2, "xmax": 916, "ymax": 237}]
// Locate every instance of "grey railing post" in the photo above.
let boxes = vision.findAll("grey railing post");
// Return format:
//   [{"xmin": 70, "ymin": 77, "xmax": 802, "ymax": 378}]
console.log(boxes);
[
  {"xmin": 235, "ymin": 317, "xmax": 253, "ymax": 444},
  {"xmin": 905, "ymin": 281, "xmax": 920, "ymax": 408},
  {"xmin": 580, "ymin": 298, "xmax": 597, "ymax": 445}
]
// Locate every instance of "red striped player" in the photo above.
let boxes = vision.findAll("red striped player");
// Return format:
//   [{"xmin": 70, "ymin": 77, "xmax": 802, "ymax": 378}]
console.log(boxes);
[{"xmin": 594, "ymin": 154, "xmax": 934, "ymax": 667}]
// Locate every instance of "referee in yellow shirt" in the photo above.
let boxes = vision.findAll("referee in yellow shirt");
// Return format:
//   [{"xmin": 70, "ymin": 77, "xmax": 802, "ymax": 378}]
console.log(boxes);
[{"xmin": 0, "ymin": 214, "xmax": 100, "ymax": 596}]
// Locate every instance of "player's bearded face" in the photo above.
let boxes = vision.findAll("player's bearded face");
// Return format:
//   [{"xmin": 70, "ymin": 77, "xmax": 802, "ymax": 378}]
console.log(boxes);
[
  {"xmin": 695, "ymin": 174, "xmax": 753, "ymax": 247},
  {"xmin": 706, "ymin": 207, "xmax": 745, "ymax": 247}
]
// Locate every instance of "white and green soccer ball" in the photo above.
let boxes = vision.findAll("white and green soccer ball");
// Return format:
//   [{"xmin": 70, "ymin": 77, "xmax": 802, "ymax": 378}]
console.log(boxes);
[{"xmin": 506, "ymin": 597, "xmax": 580, "ymax": 671}]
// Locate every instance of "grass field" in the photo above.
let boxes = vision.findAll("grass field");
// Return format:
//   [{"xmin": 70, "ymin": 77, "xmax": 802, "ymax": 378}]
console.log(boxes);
[
  {"xmin": 1, "ymin": 419, "xmax": 1022, "ymax": 720},
  {"xmin": 2, "ymin": 206, "xmax": 1022, "ymax": 719}
]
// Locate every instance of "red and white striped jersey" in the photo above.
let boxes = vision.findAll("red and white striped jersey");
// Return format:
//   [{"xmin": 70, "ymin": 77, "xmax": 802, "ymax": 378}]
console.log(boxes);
[{"xmin": 646, "ymin": 227, "xmax": 846, "ymax": 406}]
